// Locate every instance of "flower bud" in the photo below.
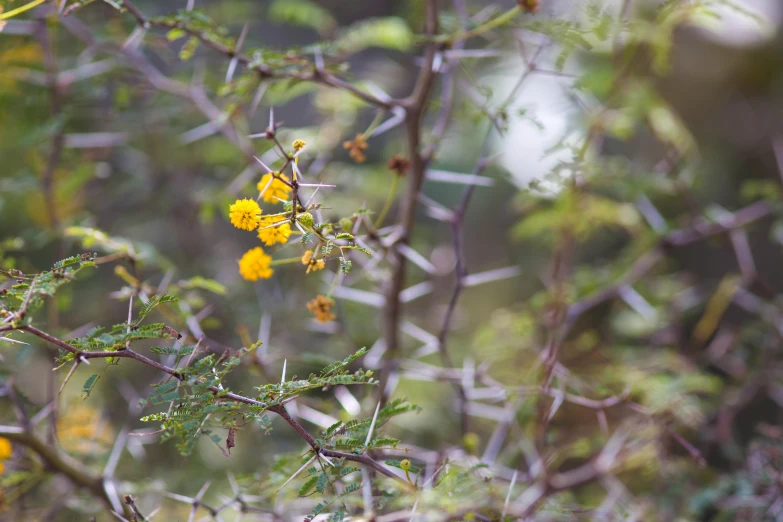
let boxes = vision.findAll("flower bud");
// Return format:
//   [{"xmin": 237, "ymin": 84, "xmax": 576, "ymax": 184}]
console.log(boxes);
[{"xmin": 297, "ymin": 212, "xmax": 315, "ymax": 228}]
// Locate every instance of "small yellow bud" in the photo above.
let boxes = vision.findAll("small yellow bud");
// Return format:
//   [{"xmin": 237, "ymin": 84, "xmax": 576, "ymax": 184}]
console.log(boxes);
[
  {"xmin": 292, "ymin": 139, "xmax": 306, "ymax": 152},
  {"xmin": 462, "ymin": 432, "xmax": 480, "ymax": 455},
  {"xmin": 297, "ymin": 212, "xmax": 315, "ymax": 229},
  {"xmin": 339, "ymin": 217, "xmax": 353, "ymax": 232},
  {"xmin": 400, "ymin": 459, "xmax": 411, "ymax": 471}
]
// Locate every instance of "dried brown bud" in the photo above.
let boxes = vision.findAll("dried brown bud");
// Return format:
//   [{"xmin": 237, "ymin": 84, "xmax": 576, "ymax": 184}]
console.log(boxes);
[
  {"xmin": 343, "ymin": 134, "xmax": 368, "ymax": 163},
  {"xmin": 518, "ymin": 0, "xmax": 540, "ymax": 13},
  {"xmin": 387, "ymin": 154, "xmax": 410, "ymax": 177},
  {"xmin": 161, "ymin": 325, "xmax": 182, "ymax": 339},
  {"xmin": 226, "ymin": 427, "xmax": 236, "ymax": 454}
]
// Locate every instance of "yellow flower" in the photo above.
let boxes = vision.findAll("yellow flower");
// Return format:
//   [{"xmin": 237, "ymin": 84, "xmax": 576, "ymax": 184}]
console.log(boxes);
[
  {"xmin": 257, "ymin": 215, "xmax": 291, "ymax": 246},
  {"xmin": 306, "ymin": 295, "xmax": 336, "ymax": 323},
  {"xmin": 292, "ymin": 139, "xmax": 306, "ymax": 152},
  {"xmin": 229, "ymin": 199, "xmax": 262, "ymax": 231},
  {"xmin": 301, "ymin": 250, "xmax": 325, "ymax": 274},
  {"xmin": 0, "ymin": 437, "xmax": 10, "ymax": 460},
  {"xmin": 257, "ymin": 172, "xmax": 292, "ymax": 203},
  {"xmin": 0, "ymin": 437, "xmax": 11, "ymax": 474},
  {"xmin": 57, "ymin": 403, "xmax": 114, "ymax": 455},
  {"xmin": 238, "ymin": 247, "xmax": 274, "ymax": 281}
]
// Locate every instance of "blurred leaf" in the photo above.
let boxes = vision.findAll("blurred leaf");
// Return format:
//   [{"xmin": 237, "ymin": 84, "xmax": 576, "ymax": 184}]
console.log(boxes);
[
  {"xmin": 268, "ymin": 0, "xmax": 337, "ymax": 36},
  {"xmin": 337, "ymin": 17, "xmax": 413, "ymax": 54}
]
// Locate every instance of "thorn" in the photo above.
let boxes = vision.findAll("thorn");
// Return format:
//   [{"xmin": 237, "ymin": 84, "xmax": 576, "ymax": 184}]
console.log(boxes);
[
  {"xmin": 253, "ymin": 155, "xmax": 273, "ymax": 173},
  {"xmin": 314, "ymin": 46, "xmax": 324, "ymax": 73},
  {"xmin": 267, "ymin": 107, "xmax": 275, "ymax": 133},
  {"xmin": 364, "ymin": 400, "xmax": 382, "ymax": 447}
]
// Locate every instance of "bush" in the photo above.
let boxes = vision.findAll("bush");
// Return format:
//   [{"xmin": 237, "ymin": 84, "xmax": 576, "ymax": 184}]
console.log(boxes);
[{"xmin": 1, "ymin": 0, "xmax": 781, "ymax": 520}]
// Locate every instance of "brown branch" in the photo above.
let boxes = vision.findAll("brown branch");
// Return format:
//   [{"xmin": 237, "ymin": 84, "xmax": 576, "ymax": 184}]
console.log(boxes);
[
  {"xmin": 14, "ymin": 323, "xmax": 407, "ymax": 489},
  {"xmin": 563, "ymin": 200, "xmax": 773, "ymax": 333},
  {"xmin": 35, "ymin": 17, "xmax": 65, "ymax": 248},
  {"xmin": 434, "ymin": 130, "xmax": 495, "ymax": 436},
  {"xmin": 0, "ymin": 425, "xmax": 131, "ymax": 517},
  {"xmin": 124, "ymin": 494, "xmax": 146, "ymax": 522},
  {"xmin": 116, "ymin": 0, "xmax": 395, "ymax": 109},
  {"xmin": 380, "ymin": 0, "xmax": 441, "ymax": 403},
  {"xmin": 270, "ymin": 405, "xmax": 407, "ymax": 484}
]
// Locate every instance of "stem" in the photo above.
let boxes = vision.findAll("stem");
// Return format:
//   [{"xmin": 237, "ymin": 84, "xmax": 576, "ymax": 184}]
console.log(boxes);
[
  {"xmin": 0, "ymin": 425, "xmax": 128, "ymax": 516},
  {"xmin": 442, "ymin": 5, "xmax": 520, "ymax": 43},
  {"xmin": 270, "ymin": 256, "xmax": 302, "ymax": 266},
  {"xmin": 326, "ymin": 266, "xmax": 341, "ymax": 298},
  {"xmin": 380, "ymin": 0, "xmax": 440, "ymax": 403},
  {"xmin": 7, "ymin": 322, "xmax": 410, "ymax": 491},
  {"xmin": 374, "ymin": 174, "xmax": 399, "ymax": 229},
  {"xmin": 363, "ymin": 109, "xmax": 387, "ymax": 137},
  {"xmin": 0, "ymin": 0, "xmax": 47, "ymax": 20}
]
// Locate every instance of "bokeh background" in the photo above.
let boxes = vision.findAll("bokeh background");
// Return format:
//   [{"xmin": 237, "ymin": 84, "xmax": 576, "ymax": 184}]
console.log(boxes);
[{"xmin": 3, "ymin": 0, "xmax": 783, "ymax": 519}]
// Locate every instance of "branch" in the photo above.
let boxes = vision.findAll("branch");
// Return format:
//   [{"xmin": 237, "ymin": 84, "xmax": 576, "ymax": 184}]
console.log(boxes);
[
  {"xmin": 13, "ymin": 323, "xmax": 407, "ymax": 488},
  {"xmin": 0, "ymin": 425, "xmax": 129, "ymax": 516},
  {"xmin": 381, "ymin": 0, "xmax": 441, "ymax": 401},
  {"xmin": 115, "ymin": 0, "xmax": 395, "ymax": 109}
]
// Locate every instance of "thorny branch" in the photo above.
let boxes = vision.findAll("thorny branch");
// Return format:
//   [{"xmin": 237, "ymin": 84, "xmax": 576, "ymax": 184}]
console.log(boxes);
[
  {"xmin": 2, "ymin": 322, "xmax": 408, "ymax": 497},
  {"xmin": 3, "ymin": 0, "xmax": 777, "ymax": 520}
]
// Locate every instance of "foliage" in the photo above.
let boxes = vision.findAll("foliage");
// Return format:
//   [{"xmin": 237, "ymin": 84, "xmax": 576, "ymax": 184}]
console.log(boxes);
[{"xmin": 0, "ymin": 0, "xmax": 780, "ymax": 521}]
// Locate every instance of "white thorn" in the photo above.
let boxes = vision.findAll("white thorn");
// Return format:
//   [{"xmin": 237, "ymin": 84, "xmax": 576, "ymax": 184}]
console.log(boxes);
[{"xmin": 364, "ymin": 400, "xmax": 382, "ymax": 447}]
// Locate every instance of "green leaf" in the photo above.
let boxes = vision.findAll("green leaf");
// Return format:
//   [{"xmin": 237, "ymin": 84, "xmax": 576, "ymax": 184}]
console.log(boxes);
[
  {"xmin": 342, "ymin": 245, "xmax": 372, "ymax": 256},
  {"xmin": 137, "ymin": 294, "xmax": 179, "ymax": 324},
  {"xmin": 268, "ymin": 0, "xmax": 336, "ymax": 36},
  {"xmin": 298, "ymin": 474, "xmax": 319, "ymax": 496},
  {"xmin": 337, "ymin": 17, "xmax": 413, "ymax": 53},
  {"xmin": 149, "ymin": 345, "xmax": 195, "ymax": 356},
  {"xmin": 81, "ymin": 374, "xmax": 100, "ymax": 399},
  {"xmin": 180, "ymin": 36, "xmax": 200, "ymax": 61},
  {"xmin": 167, "ymin": 28, "xmax": 187, "ymax": 41},
  {"xmin": 179, "ymin": 276, "xmax": 226, "ymax": 295},
  {"xmin": 320, "ymin": 347, "xmax": 367, "ymax": 377},
  {"xmin": 316, "ymin": 472, "xmax": 328, "ymax": 493}
]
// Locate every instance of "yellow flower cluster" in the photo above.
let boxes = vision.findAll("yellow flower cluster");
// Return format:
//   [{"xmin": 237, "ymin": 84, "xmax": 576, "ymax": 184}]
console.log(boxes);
[
  {"xmin": 302, "ymin": 250, "xmax": 325, "ymax": 274},
  {"xmin": 306, "ymin": 295, "xmax": 336, "ymax": 323},
  {"xmin": 57, "ymin": 403, "xmax": 114, "ymax": 454},
  {"xmin": 257, "ymin": 215, "xmax": 291, "ymax": 246},
  {"xmin": 229, "ymin": 139, "xmax": 319, "ymax": 282},
  {"xmin": 238, "ymin": 247, "xmax": 273, "ymax": 281},
  {"xmin": 257, "ymin": 172, "xmax": 292, "ymax": 203},
  {"xmin": 229, "ymin": 199, "xmax": 262, "ymax": 231}
]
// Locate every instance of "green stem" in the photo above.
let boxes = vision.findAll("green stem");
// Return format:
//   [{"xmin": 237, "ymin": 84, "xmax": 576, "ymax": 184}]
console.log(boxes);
[
  {"xmin": 363, "ymin": 109, "xmax": 387, "ymax": 137},
  {"xmin": 326, "ymin": 256, "xmax": 343, "ymax": 298},
  {"xmin": 441, "ymin": 5, "xmax": 521, "ymax": 43},
  {"xmin": 270, "ymin": 257, "xmax": 302, "ymax": 266},
  {"xmin": 374, "ymin": 174, "xmax": 399, "ymax": 229},
  {"xmin": 0, "ymin": 0, "xmax": 47, "ymax": 20}
]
